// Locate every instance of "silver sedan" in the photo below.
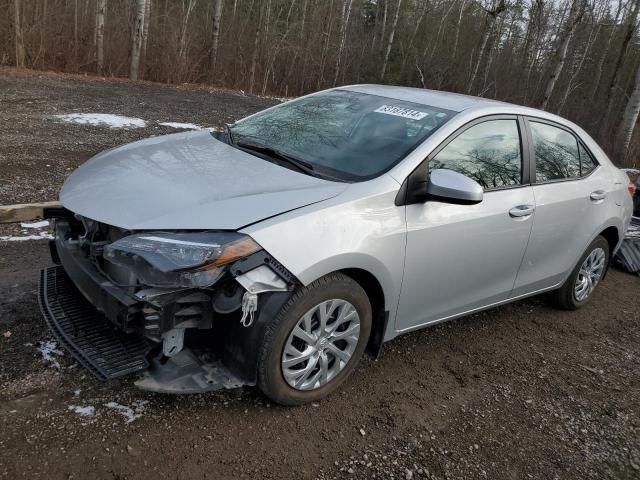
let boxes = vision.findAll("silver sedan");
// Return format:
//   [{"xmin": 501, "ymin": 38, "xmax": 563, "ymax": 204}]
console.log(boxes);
[{"xmin": 43, "ymin": 85, "xmax": 634, "ymax": 404}]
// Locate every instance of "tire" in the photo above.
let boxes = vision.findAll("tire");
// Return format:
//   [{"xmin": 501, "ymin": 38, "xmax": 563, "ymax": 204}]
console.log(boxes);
[
  {"xmin": 257, "ymin": 272, "xmax": 372, "ymax": 405},
  {"xmin": 552, "ymin": 236, "xmax": 610, "ymax": 310}
]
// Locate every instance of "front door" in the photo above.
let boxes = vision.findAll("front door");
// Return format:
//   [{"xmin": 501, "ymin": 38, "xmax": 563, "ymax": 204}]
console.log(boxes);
[{"xmin": 396, "ymin": 117, "xmax": 534, "ymax": 332}]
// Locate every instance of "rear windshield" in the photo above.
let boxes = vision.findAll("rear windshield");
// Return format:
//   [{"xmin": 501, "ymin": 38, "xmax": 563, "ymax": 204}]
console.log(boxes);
[{"xmin": 230, "ymin": 90, "xmax": 454, "ymax": 181}]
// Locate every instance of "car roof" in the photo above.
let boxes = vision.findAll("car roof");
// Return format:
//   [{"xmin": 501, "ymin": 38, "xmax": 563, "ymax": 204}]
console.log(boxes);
[
  {"xmin": 337, "ymin": 84, "xmax": 580, "ymax": 132},
  {"xmin": 338, "ymin": 84, "xmax": 509, "ymax": 113}
]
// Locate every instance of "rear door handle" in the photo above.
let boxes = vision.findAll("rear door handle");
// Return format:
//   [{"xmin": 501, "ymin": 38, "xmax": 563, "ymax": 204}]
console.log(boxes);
[
  {"xmin": 509, "ymin": 205, "xmax": 535, "ymax": 218},
  {"xmin": 590, "ymin": 190, "xmax": 607, "ymax": 201}
]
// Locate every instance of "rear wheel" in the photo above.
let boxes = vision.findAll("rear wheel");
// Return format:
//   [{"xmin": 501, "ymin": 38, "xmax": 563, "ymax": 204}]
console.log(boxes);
[
  {"xmin": 257, "ymin": 273, "xmax": 371, "ymax": 405},
  {"xmin": 552, "ymin": 236, "xmax": 610, "ymax": 310}
]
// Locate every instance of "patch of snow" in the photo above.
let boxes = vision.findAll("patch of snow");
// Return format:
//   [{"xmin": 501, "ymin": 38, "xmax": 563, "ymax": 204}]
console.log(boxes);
[
  {"xmin": 55, "ymin": 113, "xmax": 147, "ymax": 129},
  {"xmin": 158, "ymin": 122, "xmax": 220, "ymax": 132},
  {"xmin": 159, "ymin": 122, "xmax": 204, "ymax": 130},
  {"xmin": 0, "ymin": 231, "xmax": 54, "ymax": 242},
  {"xmin": 105, "ymin": 400, "xmax": 149, "ymax": 423},
  {"xmin": 73, "ymin": 389, "xmax": 81, "ymax": 396},
  {"xmin": 69, "ymin": 405, "xmax": 95, "ymax": 417},
  {"xmin": 20, "ymin": 220, "xmax": 49, "ymax": 229},
  {"xmin": 37, "ymin": 340, "xmax": 64, "ymax": 368}
]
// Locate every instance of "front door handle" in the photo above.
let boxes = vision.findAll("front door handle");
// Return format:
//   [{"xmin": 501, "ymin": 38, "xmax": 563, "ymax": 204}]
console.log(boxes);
[
  {"xmin": 509, "ymin": 204, "xmax": 535, "ymax": 218},
  {"xmin": 590, "ymin": 190, "xmax": 607, "ymax": 201}
]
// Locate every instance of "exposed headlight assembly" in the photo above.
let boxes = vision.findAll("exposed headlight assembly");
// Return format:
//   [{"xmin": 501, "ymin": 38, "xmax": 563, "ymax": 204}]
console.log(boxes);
[{"xmin": 104, "ymin": 232, "xmax": 261, "ymax": 288}]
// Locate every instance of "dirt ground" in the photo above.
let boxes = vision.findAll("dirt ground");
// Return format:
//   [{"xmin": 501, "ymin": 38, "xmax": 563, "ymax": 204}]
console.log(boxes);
[{"xmin": 1, "ymin": 69, "xmax": 639, "ymax": 480}]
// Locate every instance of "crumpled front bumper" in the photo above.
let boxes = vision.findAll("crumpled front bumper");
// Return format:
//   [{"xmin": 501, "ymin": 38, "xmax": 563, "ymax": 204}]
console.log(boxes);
[{"xmin": 38, "ymin": 265, "xmax": 245, "ymax": 393}]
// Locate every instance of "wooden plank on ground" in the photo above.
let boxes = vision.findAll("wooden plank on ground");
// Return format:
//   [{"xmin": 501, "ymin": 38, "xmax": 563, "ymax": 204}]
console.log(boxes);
[{"xmin": 0, "ymin": 201, "xmax": 62, "ymax": 224}]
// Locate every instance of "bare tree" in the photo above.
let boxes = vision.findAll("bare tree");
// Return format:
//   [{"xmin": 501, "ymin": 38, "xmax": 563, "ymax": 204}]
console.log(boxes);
[
  {"xmin": 467, "ymin": 0, "xmax": 508, "ymax": 94},
  {"xmin": 209, "ymin": 0, "xmax": 224, "ymax": 75},
  {"xmin": 539, "ymin": 0, "xmax": 587, "ymax": 110},
  {"xmin": 589, "ymin": 1, "xmax": 624, "ymax": 99},
  {"xmin": 5, "ymin": 0, "xmax": 640, "ymax": 166},
  {"xmin": 381, "ymin": 0, "xmax": 403, "ymax": 80},
  {"xmin": 130, "ymin": 0, "xmax": 147, "ymax": 80},
  {"xmin": 599, "ymin": 0, "xmax": 640, "ymax": 135},
  {"xmin": 13, "ymin": 0, "xmax": 25, "ymax": 67},
  {"xmin": 334, "ymin": 0, "xmax": 354, "ymax": 86},
  {"xmin": 248, "ymin": 1, "xmax": 264, "ymax": 94},
  {"xmin": 617, "ymin": 63, "xmax": 640, "ymax": 162},
  {"xmin": 177, "ymin": 0, "xmax": 198, "ymax": 78},
  {"xmin": 452, "ymin": 0, "xmax": 468, "ymax": 61},
  {"xmin": 96, "ymin": 0, "xmax": 106, "ymax": 75},
  {"xmin": 142, "ymin": 0, "xmax": 152, "ymax": 61},
  {"xmin": 557, "ymin": 20, "xmax": 597, "ymax": 114},
  {"xmin": 73, "ymin": 0, "xmax": 79, "ymax": 66}
]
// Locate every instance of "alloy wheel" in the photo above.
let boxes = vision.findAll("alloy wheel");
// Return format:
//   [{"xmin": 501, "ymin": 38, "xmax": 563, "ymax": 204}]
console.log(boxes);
[
  {"xmin": 574, "ymin": 247, "xmax": 606, "ymax": 302},
  {"xmin": 281, "ymin": 299, "xmax": 360, "ymax": 391}
]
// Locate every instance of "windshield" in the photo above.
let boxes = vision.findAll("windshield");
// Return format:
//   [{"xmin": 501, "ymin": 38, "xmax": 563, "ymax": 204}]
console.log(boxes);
[{"xmin": 228, "ymin": 90, "xmax": 454, "ymax": 181}]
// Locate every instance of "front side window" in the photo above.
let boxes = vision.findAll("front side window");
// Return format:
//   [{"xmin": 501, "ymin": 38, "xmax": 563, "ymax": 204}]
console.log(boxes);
[
  {"xmin": 229, "ymin": 90, "xmax": 453, "ymax": 181},
  {"xmin": 531, "ymin": 122, "xmax": 580, "ymax": 182},
  {"xmin": 429, "ymin": 119, "xmax": 522, "ymax": 190}
]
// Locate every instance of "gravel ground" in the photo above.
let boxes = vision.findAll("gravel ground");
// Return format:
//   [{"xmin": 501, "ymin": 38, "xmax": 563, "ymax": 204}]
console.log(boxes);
[{"xmin": 1, "ymin": 69, "xmax": 639, "ymax": 480}]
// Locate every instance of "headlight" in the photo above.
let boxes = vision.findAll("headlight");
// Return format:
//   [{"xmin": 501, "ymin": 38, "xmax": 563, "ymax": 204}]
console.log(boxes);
[{"xmin": 104, "ymin": 232, "xmax": 261, "ymax": 288}]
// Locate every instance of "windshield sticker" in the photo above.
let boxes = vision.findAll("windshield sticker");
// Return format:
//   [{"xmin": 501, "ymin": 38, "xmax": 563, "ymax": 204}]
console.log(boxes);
[{"xmin": 374, "ymin": 105, "xmax": 429, "ymax": 120}]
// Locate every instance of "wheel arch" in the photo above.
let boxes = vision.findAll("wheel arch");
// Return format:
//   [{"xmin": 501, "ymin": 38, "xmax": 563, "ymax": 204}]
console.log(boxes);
[
  {"xmin": 339, "ymin": 268, "xmax": 389, "ymax": 358},
  {"xmin": 599, "ymin": 225, "xmax": 620, "ymax": 256}
]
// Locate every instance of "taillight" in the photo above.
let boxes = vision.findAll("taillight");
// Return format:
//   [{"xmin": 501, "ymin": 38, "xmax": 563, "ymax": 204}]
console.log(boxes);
[{"xmin": 629, "ymin": 182, "xmax": 637, "ymax": 197}]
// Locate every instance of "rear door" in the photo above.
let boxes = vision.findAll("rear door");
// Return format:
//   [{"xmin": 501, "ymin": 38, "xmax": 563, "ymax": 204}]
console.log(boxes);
[
  {"xmin": 396, "ymin": 116, "xmax": 535, "ymax": 331},
  {"xmin": 511, "ymin": 118, "xmax": 610, "ymax": 296}
]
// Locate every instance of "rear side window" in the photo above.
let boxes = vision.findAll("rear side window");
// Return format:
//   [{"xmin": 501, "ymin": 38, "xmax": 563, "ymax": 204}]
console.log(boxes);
[
  {"xmin": 579, "ymin": 143, "xmax": 597, "ymax": 176},
  {"xmin": 530, "ymin": 122, "xmax": 580, "ymax": 182},
  {"xmin": 429, "ymin": 119, "xmax": 522, "ymax": 190}
]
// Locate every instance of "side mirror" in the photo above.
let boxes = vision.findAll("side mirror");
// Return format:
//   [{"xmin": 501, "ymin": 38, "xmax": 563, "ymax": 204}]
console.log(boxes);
[{"xmin": 426, "ymin": 169, "xmax": 483, "ymax": 205}]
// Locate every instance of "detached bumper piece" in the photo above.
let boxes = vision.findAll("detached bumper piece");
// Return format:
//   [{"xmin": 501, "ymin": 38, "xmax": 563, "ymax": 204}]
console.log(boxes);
[
  {"xmin": 39, "ymin": 266, "xmax": 150, "ymax": 380},
  {"xmin": 615, "ymin": 218, "xmax": 640, "ymax": 275},
  {"xmin": 135, "ymin": 349, "xmax": 244, "ymax": 394}
]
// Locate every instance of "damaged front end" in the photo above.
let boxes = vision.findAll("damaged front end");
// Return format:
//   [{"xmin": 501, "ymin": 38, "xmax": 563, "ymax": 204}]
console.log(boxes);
[{"xmin": 38, "ymin": 212, "xmax": 298, "ymax": 393}]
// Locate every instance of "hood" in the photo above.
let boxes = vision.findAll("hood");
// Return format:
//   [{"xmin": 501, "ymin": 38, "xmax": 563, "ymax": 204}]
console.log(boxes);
[{"xmin": 60, "ymin": 131, "xmax": 347, "ymax": 230}]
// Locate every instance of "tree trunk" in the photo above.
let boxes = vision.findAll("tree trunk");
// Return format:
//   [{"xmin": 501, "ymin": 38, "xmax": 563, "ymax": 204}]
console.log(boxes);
[
  {"xmin": 381, "ymin": 0, "xmax": 402, "ymax": 80},
  {"xmin": 452, "ymin": 0, "xmax": 467, "ymax": 61},
  {"xmin": 318, "ymin": 0, "xmax": 335, "ymax": 89},
  {"xmin": 617, "ymin": 63, "xmax": 640, "ymax": 162},
  {"xmin": 467, "ymin": 0, "xmax": 508, "ymax": 94},
  {"xmin": 73, "ymin": 0, "xmax": 78, "ymax": 66},
  {"xmin": 539, "ymin": 0, "xmax": 586, "ymax": 110},
  {"xmin": 177, "ymin": 0, "xmax": 197, "ymax": 80},
  {"xmin": 380, "ymin": 0, "xmax": 388, "ymax": 53},
  {"xmin": 96, "ymin": 0, "xmax": 106, "ymax": 75},
  {"xmin": 210, "ymin": 0, "xmax": 224, "ymax": 75},
  {"xmin": 130, "ymin": 0, "xmax": 146, "ymax": 80},
  {"xmin": 248, "ymin": 2, "xmax": 264, "ymax": 94},
  {"xmin": 557, "ymin": 22, "xmax": 597, "ymax": 114},
  {"xmin": 334, "ymin": 0, "xmax": 354, "ymax": 86},
  {"xmin": 142, "ymin": 0, "xmax": 152, "ymax": 59},
  {"xmin": 466, "ymin": 13, "xmax": 492, "ymax": 94},
  {"xmin": 38, "ymin": 0, "xmax": 49, "ymax": 68},
  {"xmin": 599, "ymin": 0, "xmax": 640, "ymax": 137},
  {"xmin": 602, "ymin": 0, "xmax": 640, "ymax": 107},
  {"xmin": 14, "ymin": 0, "xmax": 25, "ymax": 67},
  {"xmin": 589, "ymin": 1, "xmax": 623, "ymax": 100}
]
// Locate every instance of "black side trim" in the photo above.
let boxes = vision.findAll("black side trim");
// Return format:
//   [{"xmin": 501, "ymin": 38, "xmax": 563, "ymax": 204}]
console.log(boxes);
[{"xmin": 366, "ymin": 310, "xmax": 389, "ymax": 359}]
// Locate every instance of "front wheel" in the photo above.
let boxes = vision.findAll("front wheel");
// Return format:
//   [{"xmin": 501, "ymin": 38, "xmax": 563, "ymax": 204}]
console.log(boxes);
[
  {"xmin": 552, "ymin": 236, "xmax": 610, "ymax": 310},
  {"xmin": 257, "ymin": 273, "xmax": 372, "ymax": 405}
]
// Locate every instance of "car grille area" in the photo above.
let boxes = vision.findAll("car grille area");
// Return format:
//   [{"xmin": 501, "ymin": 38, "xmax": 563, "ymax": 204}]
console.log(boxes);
[{"xmin": 39, "ymin": 265, "xmax": 150, "ymax": 380}]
